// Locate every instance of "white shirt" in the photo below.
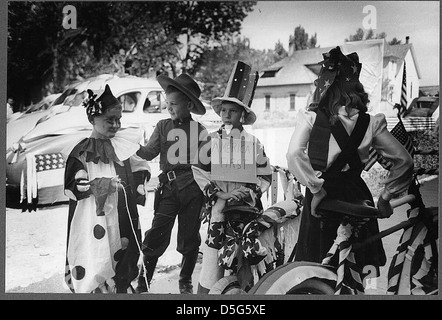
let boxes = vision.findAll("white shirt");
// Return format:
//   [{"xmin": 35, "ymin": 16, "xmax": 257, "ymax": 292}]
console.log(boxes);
[{"xmin": 287, "ymin": 107, "xmax": 413, "ymax": 196}]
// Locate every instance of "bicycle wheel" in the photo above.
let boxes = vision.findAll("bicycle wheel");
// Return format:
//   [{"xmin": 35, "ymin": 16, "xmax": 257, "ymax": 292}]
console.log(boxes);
[
  {"xmin": 285, "ymin": 278, "xmax": 336, "ymax": 294},
  {"xmin": 209, "ymin": 275, "xmax": 247, "ymax": 295},
  {"xmin": 248, "ymin": 261, "xmax": 337, "ymax": 295}
]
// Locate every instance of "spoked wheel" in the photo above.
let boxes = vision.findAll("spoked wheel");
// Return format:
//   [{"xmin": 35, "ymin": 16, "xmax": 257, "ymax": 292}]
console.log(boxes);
[
  {"xmin": 248, "ymin": 261, "xmax": 337, "ymax": 295},
  {"xmin": 208, "ymin": 275, "xmax": 247, "ymax": 295}
]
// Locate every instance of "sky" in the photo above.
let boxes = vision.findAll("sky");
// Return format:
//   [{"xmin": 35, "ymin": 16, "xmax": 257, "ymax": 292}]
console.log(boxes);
[{"xmin": 240, "ymin": 1, "xmax": 440, "ymax": 86}]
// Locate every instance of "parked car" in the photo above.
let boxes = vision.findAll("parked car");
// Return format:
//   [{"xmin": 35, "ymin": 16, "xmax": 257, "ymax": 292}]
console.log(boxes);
[
  {"xmin": 6, "ymin": 74, "xmax": 168, "ymax": 207},
  {"xmin": 6, "ymin": 74, "xmax": 223, "ymax": 208},
  {"xmin": 6, "ymin": 93, "xmax": 62, "ymax": 150},
  {"xmin": 404, "ymin": 96, "xmax": 439, "ymax": 118},
  {"xmin": 24, "ymin": 93, "xmax": 63, "ymax": 113}
]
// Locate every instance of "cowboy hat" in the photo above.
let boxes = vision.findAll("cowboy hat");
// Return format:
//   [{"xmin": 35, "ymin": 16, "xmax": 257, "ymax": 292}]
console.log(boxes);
[{"xmin": 157, "ymin": 73, "xmax": 206, "ymax": 115}]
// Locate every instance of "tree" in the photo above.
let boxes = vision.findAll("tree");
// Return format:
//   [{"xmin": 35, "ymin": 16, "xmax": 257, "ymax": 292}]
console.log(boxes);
[
  {"xmin": 308, "ymin": 33, "xmax": 318, "ymax": 49},
  {"xmin": 365, "ymin": 28, "xmax": 375, "ymax": 40},
  {"xmin": 273, "ymin": 40, "xmax": 288, "ymax": 62},
  {"xmin": 389, "ymin": 37, "xmax": 402, "ymax": 45},
  {"xmin": 8, "ymin": 2, "xmax": 65, "ymax": 104},
  {"xmin": 345, "ymin": 28, "xmax": 365, "ymax": 42},
  {"xmin": 156, "ymin": 1, "xmax": 257, "ymax": 75},
  {"xmin": 289, "ymin": 25, "xmax": 318, "ymax": 51},
  {"xmin": 345, "ymin": 28, "xmax": 387, "ymax": 42},
  {"xmin": 7, "ymin": 1, "xmax": 257, "ymax": 105},
  {"xmin": 195, "ymin": 37, "xmax": 276, "ymax": 101}
]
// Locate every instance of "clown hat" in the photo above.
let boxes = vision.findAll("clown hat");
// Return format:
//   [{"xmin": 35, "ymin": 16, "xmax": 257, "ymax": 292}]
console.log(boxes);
[
  {"xmin": 96, "ymin": 84, "xmax": 121, "ymax": 110},
  {"xmin": 212, "ymin": 61, "xmax": 259, "ymax": 125},
  {"xmin": 84, "ymin": 84, "xmax": 121, "ymax": 117},
  {"xmin": 157, "ymin": 73, "xmax": 206, "ymax": 115}
]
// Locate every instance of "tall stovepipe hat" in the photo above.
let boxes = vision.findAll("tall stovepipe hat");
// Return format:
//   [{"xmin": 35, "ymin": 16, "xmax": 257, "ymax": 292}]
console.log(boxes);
[{"xmin": 212, "ymin": 61, "xmax": 259, "ymax": 125}]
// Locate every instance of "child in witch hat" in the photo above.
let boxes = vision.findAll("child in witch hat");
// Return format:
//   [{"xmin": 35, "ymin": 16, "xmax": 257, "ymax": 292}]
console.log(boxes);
[
  {"xmin": 134, "ymin": 73, "xmax": 208, "ymax": 294},
  {"xmin": 191, "ymin": 61, "xmax": 273, "ymax": 293},
  {"xmin": 286, "ymin": 46, "xmax": 414, "ymax": 293},
  {"xmin": 64, "ymin": 84, "xmax": 151, "ymax": 293}
]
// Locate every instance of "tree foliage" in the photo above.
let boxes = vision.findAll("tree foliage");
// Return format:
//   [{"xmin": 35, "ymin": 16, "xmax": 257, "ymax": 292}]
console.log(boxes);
[
  {"xmin": 388, "ymin": 37, "xmax": 402, "ymax": 45},
  {"xmin": 7, "ymin": 1, "xmax": 257, "ymax": 105},
  {"xmin": 195, "ymin": 37, "xmax": 277, "ymax": 101},
  {"xmin": 289, "ymin": 25, "xmax": 318, "ymax": 51},
  {"xmin": 273, "ymin": 40, "xmax": 288, "ymax": 62},
  {"xmin": 345, "ymin": 28, "xmax": 388, "ymax": 42}
]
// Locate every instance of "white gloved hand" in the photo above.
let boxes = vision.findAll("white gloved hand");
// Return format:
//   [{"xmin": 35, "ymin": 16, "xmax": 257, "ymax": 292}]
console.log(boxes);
[
  {"xmin": 75, "ymin": 169, "xmax": 90, "ymax": 192},
  {"xmin": 137, "ymin": 184, "xmax": 146, "ymax": 195}
]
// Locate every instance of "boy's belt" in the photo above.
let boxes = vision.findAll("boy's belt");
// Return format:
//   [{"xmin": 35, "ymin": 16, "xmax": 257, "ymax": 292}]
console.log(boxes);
[{"xmin": 159, "ymin": 169, "xmax": 192, "ymax": 183}]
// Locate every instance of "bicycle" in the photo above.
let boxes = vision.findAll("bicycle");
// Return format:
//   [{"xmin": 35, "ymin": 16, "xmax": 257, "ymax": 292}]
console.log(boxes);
[
  {"xmin": 207, "ymin": 165, "xmax": 304, "ymax": 294},
  {"xmin": 248, "ymin": 168, "xmax": 438, "ymax": 295}
]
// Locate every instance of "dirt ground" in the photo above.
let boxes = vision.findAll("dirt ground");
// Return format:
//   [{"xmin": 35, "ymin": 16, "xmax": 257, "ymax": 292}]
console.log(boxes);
[{"xmin": 4, "ymin": 176, "xmax": 439, "ymax": 296}]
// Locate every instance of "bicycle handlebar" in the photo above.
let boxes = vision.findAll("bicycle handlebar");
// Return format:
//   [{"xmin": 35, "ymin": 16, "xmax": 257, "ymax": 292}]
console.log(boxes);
[
  {"xmin": 390, "ymin": 194, "xmax": 416, "ymax": 209},
  {"xmin": 317, "ymin": 193, "xmax": 417, "ymax": 219}
]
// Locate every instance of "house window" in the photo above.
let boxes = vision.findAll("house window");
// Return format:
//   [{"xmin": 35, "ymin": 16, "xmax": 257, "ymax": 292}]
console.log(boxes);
[
  {"xmin": 289, "ymin": 94, "xmax": 296, "ymax": 111},
  {"xmin": 265, "ymin": 95, "xmax": 271, "ymax": 111}
]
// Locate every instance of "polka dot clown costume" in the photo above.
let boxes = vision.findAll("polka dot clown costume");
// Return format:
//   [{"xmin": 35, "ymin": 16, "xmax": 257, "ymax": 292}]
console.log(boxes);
[{"xmin": 64, "ymin": 85, "xmax": 151, "ymax": 293}]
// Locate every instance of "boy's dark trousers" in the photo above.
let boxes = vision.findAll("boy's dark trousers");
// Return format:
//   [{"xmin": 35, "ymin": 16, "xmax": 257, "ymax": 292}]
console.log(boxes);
[{"xmin": 137, "ymin": 176, "xmax": 203, "ymax": 293}]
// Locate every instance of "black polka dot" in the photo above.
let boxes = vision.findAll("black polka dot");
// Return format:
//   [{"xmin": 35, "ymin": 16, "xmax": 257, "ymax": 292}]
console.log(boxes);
[
  {"xmin": 72, "ymin": 266, "xmax": 85, "ymax": 280},
  {"xmin": 93, "ymin": 224, "xmax": 106, "ymax": 239}
]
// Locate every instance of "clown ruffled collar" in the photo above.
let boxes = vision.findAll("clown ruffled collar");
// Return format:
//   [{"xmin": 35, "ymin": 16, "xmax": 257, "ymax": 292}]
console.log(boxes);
[{"xmin": 68, "ymin": 128, "xmax": 142, "ymax": 165}]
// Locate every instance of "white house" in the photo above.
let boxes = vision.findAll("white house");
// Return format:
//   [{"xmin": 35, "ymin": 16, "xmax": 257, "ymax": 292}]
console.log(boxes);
[
  {"xmin": 253, "ymin": 38, "xmax": 421, "ymax": 122},
  {"xmin": 380, "ymin": 39, "xmax": 421, "ymax": 117}
]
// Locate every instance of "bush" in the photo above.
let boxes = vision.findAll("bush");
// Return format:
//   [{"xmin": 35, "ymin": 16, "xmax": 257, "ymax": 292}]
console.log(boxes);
[
  {"xmin": 362, "ymin": 127, "xmax": 439, "ymax": 199},
  {"xmin": 409, "ymin": 128, "xmax": 439, "ymax": 171},
  {"xmin": 362, "ymin": 163, "xmax": 389, "ymax": 199}
]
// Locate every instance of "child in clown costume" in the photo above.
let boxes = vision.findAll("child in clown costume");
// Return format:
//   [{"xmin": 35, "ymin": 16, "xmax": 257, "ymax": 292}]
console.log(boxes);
[
  {"xmin": 192, "ymin": 61, "xmax": 273, "ymax": 293},
  {"xmin": 64, "ymin": 85, "xmax": 151, "ymax": 293}
]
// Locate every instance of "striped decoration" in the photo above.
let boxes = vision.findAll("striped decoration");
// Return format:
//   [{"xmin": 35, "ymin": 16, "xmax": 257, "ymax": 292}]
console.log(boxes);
[
  {"xmin": 386, "ymin": 116, "xmax": 436, "ymax": 132},
  {"xmin": 386, "ymin": 206, "xmax": 437, "ymax": 295},
  {"xmin": 337, "ymin": 247, "xmax": 365, "ymax": 294},
  {"xmin": 400, "ymin": 61, "xmax": 407, "ymax": 111},
  {"xmin": 364, "ymin": 116, "xmax": 415, "ymax": 171},
  {"xmin": 321, "ymin": 223, "xmax": 365, "ymax": 294},
  {"xmin": 386, "ymin": 223, "xmax": 415, "ymax": 294}
]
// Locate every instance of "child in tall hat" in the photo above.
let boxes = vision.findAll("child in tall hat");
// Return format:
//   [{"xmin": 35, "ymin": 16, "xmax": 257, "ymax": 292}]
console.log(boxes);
[
  {"xmin": 64, "ymin": 84, "xmax": 151, "ymax": 293},
  {"xmin": 192, "ymin": 61, "xmax": 273, "ymax": 293},
  {"xmin": 286, "ymin": 46, "xmax": 414, "ymax": 293}
]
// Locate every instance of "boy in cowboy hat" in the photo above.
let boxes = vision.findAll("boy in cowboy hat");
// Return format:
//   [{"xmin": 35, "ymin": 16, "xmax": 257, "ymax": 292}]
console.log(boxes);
[
  {"xmin": 135, "ymin": 73, "xmax": 207, "ymax": 294},
  {"xmin": 191, "ymin": 61, "xmax": 273, "ymax": 293}
]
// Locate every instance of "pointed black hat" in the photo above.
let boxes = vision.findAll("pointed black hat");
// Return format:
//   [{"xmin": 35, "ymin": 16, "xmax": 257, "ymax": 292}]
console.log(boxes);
[{"xmin": 84, "ymin": 84, "xmax": 121, "ymax": 117}]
